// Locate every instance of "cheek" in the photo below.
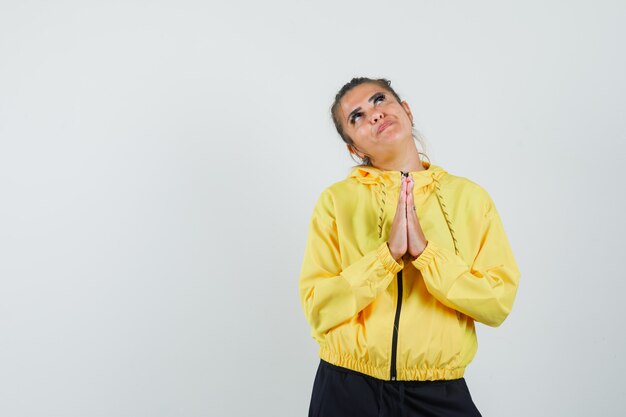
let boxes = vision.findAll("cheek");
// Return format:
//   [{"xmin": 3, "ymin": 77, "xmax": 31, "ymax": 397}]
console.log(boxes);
[
  {"xmin": 358, "ymin": 124, "xmax": 373, "ymax": 137},
  {"xmin": 393, "ymin": 112, "xmax": 411, "ymax": 129},
  {"xmin": 354, "ymin": 127, "xmax": 371, "ymax": 144}
]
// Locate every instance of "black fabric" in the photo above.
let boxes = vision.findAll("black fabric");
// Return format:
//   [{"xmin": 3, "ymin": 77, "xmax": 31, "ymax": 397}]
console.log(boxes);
[{"xmin": 308, "ymin": 360, "xmax": 483, "ymax": 417}]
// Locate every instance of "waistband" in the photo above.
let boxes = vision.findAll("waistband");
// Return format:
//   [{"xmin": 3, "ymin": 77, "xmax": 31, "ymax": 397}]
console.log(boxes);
[
  {"xmin": 320, "ymin": 359, "xmax": 465, "ymax": 386},
  {"xmin": 319, "ymin": 346, "xmax": 467, "ymax": 381}
]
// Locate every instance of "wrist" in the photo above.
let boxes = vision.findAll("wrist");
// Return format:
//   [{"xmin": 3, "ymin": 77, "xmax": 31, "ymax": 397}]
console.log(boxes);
[
  {"xmin": 415, "ymin": 241, "xmax": 428, "ymax": 258},
  {"xmin": 386, "ymin": 242, "xmax": 403, "ymax": 262},
  {"xmin": 409, "ymin": 240, "xmax": 428, "ymax": 259}
]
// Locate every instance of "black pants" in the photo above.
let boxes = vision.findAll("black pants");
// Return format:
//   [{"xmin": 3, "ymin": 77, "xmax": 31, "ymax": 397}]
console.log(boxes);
[{"xmin": 308, "ymin": 360, "xmax": 483, "ymax": 417}]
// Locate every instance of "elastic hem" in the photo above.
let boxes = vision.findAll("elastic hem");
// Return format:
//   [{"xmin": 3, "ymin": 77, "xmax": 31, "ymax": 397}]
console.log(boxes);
[
  {"xmin": 319, "ymin": 346, "xmax": 466, "ymax": 382},
  {"xmin": 320, "ymin": 359, "xmax": 465, "ymax": 387},
  {"xmin": 412, "ymin": 240, "xmax": 438, "ymax": 270},
  {"xmin": 376, "ymin": 241, "xmax": 404, "ymax": 274},
  {"xmin": 320, "ymin": 346, "xmax": 387, "ymax": 380}
]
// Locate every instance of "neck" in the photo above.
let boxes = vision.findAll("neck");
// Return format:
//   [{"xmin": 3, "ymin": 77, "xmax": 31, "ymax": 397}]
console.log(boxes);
[{"xmin": 371, "ymin": 143, "xmax": 425, "ymax": 172}]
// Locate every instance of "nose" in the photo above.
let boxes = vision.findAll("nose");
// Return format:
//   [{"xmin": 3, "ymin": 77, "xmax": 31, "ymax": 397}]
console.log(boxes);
[{"xmin": 370, "ymin": 110, "xmax": 384, "ymax": 124}]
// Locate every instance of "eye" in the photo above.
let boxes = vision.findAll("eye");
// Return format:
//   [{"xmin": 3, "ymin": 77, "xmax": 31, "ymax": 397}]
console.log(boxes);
[
  {"xmin": 350, "ymin": 112, "xmax": 362, "ymax": 124},
  {"xmin": 349, "ymin": 94, "xmax": 386, "ymax": 124}
]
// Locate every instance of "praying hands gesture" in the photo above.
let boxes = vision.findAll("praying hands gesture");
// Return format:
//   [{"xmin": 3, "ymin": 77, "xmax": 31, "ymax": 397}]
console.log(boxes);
[{"xmin": 387, "ymin": 176, "xmax": 428, "ymax": 262}]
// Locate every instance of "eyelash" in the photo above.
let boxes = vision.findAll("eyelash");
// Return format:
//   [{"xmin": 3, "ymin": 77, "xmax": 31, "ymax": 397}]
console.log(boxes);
[{"xmin": 350, "ymin": 94, "xmax": 385, "ymax": 124}]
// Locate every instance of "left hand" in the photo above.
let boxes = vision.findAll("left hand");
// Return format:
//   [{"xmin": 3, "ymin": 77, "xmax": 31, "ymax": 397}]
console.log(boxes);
[{"xmin": 405, "ymin": 176, "xmax": 428, "ymax": 260}]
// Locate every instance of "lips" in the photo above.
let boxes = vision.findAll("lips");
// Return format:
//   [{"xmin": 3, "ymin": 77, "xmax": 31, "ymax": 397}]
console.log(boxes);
[{"xmin": 377, "ymin": 121, "xmax": 393, "ymax": 134}]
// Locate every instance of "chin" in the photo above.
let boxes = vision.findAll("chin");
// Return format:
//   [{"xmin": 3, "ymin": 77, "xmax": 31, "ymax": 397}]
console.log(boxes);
[{"xmin": 381, "ymin": 131, "xmax": 407, "ymax": 143}]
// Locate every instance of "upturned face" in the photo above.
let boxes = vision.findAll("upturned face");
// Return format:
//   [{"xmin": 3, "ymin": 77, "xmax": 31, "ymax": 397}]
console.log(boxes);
[{"xmin": 338, "ymin": 82, "xmax": 414, "ymax": 163}]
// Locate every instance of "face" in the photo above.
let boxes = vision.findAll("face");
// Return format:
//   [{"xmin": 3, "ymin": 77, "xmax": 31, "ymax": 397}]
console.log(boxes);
[{"xmin": 338, "ymin": 82, "xmax": 414, "ymax": 163}]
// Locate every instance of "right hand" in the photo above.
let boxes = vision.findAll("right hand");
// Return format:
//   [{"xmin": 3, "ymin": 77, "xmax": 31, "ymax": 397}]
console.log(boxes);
[{"xmin": 387, "ymin": 176, "xmax": 409, "ymax": 261}]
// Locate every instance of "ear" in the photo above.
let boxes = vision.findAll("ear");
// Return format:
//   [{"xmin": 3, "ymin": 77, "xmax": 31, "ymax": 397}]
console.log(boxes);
[
  {"xmin": 401, "ymin": 100, "xmax": 413, "ymax": 124},
  {"xmin": 347, "ymin": 144, "xmax": 365, "ymax": 159}
]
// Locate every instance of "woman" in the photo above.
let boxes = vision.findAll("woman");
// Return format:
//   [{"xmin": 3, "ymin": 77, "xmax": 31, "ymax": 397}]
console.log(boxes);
[{"xmin": 298, "ymin": 77, "xmax": 521, "ymax": 416}]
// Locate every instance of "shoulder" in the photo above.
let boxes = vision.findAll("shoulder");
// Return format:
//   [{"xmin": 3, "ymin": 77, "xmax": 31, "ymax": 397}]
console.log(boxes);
[
  {"xmin": 307, "ymin": 180, "xmax": 344, "ymax": 224},
  {"xmin": 439, "ymin": 170, "xmax": 494, "ymax": 213},
  {"xmin": 315, "ymin": 176, "xmax": 362, "ymax": 202},
  {"xmin": 309, "ymin": 176, "xmax": 362, "ymax": 220}
]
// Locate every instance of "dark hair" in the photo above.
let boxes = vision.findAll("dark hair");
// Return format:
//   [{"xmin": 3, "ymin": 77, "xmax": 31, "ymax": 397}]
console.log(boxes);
[{"xmin": 330, "ymin": 77, "xmax": 428, "ymax": 167}]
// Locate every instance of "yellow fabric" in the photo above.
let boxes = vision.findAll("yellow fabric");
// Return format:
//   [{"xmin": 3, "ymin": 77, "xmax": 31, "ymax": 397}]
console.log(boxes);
[{"xmin": 298, "ymin": 161, "xmax": 521, "ymax": 381}]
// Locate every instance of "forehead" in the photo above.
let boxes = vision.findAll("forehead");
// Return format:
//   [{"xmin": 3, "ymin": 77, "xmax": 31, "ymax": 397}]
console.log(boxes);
[{"xmin": 339, "ymin": 83, "xmax": 387, "ymax": 118}]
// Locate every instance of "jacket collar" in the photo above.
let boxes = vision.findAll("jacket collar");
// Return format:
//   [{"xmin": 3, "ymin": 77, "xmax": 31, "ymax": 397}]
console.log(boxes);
[{"xmin": 347, "ymin": 160, "xmax": 447, "ymax": 189}]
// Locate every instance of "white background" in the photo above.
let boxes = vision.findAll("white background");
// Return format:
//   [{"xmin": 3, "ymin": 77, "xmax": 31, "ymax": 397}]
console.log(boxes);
[{"xmin": 1, "ymin": 1, "xmax": 625, "ymax": 416}]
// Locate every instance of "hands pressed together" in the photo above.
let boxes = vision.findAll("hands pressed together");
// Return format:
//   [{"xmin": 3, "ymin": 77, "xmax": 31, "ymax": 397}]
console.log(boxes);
[{"xmin": 387, "ymin": 175, "xmax": 428, "ymax": 263}]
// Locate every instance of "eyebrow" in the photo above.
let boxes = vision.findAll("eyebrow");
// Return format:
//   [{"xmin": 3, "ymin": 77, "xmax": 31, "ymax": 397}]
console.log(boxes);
[{"xmin": 347, "ymin": 92, "xmax": 385, "ymax": 123}]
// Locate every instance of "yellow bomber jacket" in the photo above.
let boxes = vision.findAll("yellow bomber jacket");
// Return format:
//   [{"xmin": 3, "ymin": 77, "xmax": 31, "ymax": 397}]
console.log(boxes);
[{"xmin": 298, "ymin": 161, "xmax": 521, "ymax": 381}]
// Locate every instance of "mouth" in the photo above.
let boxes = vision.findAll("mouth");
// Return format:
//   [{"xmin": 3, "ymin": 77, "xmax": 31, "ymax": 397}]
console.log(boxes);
[{"xmin": 377, "ymin": 121, "xmax": 393, "ymax": 134}]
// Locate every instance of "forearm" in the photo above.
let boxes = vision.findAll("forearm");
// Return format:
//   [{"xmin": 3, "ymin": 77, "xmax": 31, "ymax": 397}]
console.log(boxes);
[
  {"xmin": 412, "ymin": 239, "xmax": 520, "ymax": 327},
  {"xmin": 300, "ymin": 241, "xmax": 403, "ymax": 338}
]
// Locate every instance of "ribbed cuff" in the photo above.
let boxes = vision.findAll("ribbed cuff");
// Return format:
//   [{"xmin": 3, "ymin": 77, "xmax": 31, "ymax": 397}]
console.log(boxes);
[
  {"xmin": 412, "ymin": 240, "xmax": 437, "ymax": 271},
  {"xmin": 376, "ymin": 241, "xmax": 404, "ymax": 274}
]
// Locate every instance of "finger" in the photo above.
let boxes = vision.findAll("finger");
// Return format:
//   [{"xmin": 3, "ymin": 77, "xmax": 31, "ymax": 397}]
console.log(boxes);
[
  {"xmin": 399, "ymin": 177, "xmax": 407, "ymax": 206},
  {"xmin": 403, "ymin": 176, "xmax": 408, "ymax": 195},
  {"xmin": 407, "ymin": 180, "xmax": 417, "ymax": 223},
  {"xmin": 406, "ymin": 191, "xmax": 414, "ymax": 225},
  {"xmin": 404, "ymin": 178, "xmax": 410, "ymax": 205},
  {"xmin": 405, "ymin": 178, "xmax": 411, "ymax": 218}
]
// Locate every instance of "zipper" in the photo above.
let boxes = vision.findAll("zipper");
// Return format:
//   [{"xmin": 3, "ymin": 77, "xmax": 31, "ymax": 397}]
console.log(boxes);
[
  {"xmin": 390, "ymin": 170, "xmax": 409, "ymax": 381},
  {"xmin": 390, "ymin": 269, "xmax": 403, "ymax": 381}
]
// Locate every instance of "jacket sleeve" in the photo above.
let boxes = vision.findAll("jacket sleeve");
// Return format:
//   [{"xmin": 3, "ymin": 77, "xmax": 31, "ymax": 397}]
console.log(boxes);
[
  {"xmin": 299, "ymin": 190, "xmax": 404, "ymax": 341},
  {"xmin": 411, "ymin": 192, "xmax": 521, "ymax": 327}
]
